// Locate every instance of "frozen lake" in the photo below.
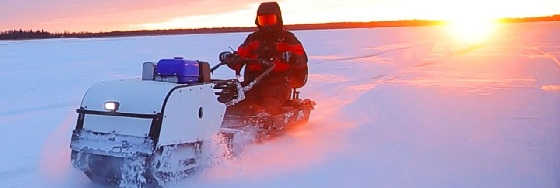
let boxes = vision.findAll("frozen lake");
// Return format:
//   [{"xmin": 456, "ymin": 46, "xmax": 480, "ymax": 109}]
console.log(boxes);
[{"xmin": 0, "ymin": 21, "xmax": 559, "ymax": 187}]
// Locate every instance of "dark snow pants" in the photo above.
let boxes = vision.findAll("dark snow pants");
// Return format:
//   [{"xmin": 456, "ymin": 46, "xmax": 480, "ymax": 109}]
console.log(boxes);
[{"xmin": 234, "ymin": 82, "xmax": 291, "ymax": 115}]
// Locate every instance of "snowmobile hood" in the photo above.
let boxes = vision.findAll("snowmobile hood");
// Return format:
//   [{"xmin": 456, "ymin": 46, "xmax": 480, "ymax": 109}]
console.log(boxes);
[{"xmin": 80, "ymin": 79, "xmax": 178, "ymax": 115}]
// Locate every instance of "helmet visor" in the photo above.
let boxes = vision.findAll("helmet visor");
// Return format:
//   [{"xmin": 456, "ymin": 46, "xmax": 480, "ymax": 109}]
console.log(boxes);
[{"xmin": 257, "ymin": 14, "xmax": 277, "ymax": 26}]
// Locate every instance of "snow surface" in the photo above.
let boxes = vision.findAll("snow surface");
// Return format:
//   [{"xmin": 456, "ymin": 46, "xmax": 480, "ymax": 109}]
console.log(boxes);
[{"xmin": 1, "ymin": 22, "xmax": 559, "ymax": 187}]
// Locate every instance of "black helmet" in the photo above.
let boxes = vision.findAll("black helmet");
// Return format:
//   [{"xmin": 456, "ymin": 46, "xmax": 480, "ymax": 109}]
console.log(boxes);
[{"xmin": 255, "ymin": 2, "xmax": 283, "ymax": 29}]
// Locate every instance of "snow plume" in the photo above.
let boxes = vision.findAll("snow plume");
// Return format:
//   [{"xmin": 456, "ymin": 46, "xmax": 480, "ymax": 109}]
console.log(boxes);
[
  {"xmin": 174, "ymin": 86, "xmax": 364, "ymax": 187},
  {"xmin": 39, "ymin": 113, "xmax": 74, "ymax": 182},
  {"xmin": 194, "ymin": 126, "xmax": 259, "ymax": 173},
  {"xmin": 38, "ymin": 113, "xmax": 90, "ymax": 187},
  {"xmin": 184, "ymin": 122, "xmax": 354, "ymax": 186}
]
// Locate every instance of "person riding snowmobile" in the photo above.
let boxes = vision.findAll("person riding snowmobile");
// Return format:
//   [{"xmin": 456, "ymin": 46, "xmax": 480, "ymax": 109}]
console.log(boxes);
[{"xmin": 224, "ymin": 2, "xmax": 308, "ymax": 115}]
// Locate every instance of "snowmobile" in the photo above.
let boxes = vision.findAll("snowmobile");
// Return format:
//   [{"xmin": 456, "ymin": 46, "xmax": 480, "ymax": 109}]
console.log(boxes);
[{"xmin": 69, "ymin": 53, "xmax": 315, "ymax": 186}]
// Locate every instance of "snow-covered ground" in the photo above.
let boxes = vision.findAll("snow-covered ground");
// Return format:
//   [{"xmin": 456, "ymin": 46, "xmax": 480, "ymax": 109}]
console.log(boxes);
[{"xmin": 1, "ymin": 22, "xmax": 559, "ymax": 188}]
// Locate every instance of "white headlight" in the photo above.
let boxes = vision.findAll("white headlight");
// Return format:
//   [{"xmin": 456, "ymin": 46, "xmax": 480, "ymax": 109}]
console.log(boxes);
[{"xmin": 104, "ymin": 101, "xmax": 119, "ymax": 112}]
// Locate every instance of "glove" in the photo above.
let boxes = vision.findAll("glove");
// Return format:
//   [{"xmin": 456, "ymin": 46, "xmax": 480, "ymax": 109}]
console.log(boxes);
[
  {"xmin": 223, "ymin": 53, "xmax": 242, "ymax": 71},
  {"xmin": 213, "ymin": 80, "xmax": 239, "ymax": 103}
]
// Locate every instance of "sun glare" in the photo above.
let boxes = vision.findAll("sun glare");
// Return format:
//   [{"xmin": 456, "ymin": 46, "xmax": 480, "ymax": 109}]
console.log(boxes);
[{"xmin": 445, "ymin": 18, "xmax": 499, "ymax": 44}]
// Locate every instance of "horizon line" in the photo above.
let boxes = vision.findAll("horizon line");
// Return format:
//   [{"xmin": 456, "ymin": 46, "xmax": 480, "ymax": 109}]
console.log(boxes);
[{"xmin": 2, "ymin": 14, "xmax": 559, "ymax": 34}]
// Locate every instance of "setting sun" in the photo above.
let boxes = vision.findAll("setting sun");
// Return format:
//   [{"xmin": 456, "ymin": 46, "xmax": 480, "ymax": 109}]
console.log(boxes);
[{"xmin": 445, "ymin": 18, "xmax": 499, "ymax": 44}]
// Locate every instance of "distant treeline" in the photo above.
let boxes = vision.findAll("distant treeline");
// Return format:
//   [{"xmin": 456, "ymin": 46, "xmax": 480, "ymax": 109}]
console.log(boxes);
[
  {"xmin": 0, "ymin": 29, "xmax": 54, "ymax": 40},
  {"xmin": 0, "ymin": 20, "xmax": 443, "ymax": 40},
  {"xmin": 499, "ymin": 14, "xmax": 560, "ymax": 23},
  {"xmin": 0, "ymin": 27, "xmax": 257, "ymax": 40},
  {"xmin": 1, "ymin": 15, "xmax": 559, "ymax": 40},
  {"xmin": 286, "ymin": 20, "xmax": 445, "ymax": 30}
]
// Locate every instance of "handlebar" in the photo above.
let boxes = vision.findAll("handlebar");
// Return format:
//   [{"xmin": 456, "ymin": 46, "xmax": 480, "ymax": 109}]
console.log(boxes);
[{"xmin": 212, "ymin": 51, "xmax": 278, "ymax": 106}]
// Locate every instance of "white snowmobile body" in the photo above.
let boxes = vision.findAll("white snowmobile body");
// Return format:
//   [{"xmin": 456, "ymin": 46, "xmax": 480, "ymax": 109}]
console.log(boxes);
[
  {"xmin": 71, "ymin": 79, "xmax": 225, "ymax": 151},
  {"xmin": 70, "ymin": 59, "xmax": 226, "ymax": 186}
]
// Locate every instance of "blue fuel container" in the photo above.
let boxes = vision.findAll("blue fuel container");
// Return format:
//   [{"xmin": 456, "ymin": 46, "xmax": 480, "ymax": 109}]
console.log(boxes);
[{"xmin": 156, "ymin": 57, "xmax": 200, "ymax": 83}]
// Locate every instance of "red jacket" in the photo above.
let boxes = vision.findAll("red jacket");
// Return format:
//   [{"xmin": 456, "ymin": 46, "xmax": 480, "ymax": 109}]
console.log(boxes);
[{"xmin": 232, "ymin": 29, "xmax": 308, "ymax": 88}]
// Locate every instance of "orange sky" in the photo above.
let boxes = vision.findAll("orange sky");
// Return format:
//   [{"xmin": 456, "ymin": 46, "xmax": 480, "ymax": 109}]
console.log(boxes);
[{"xmin": 1, "ymin": 0, "xmax": 559, "ymax": 32}]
